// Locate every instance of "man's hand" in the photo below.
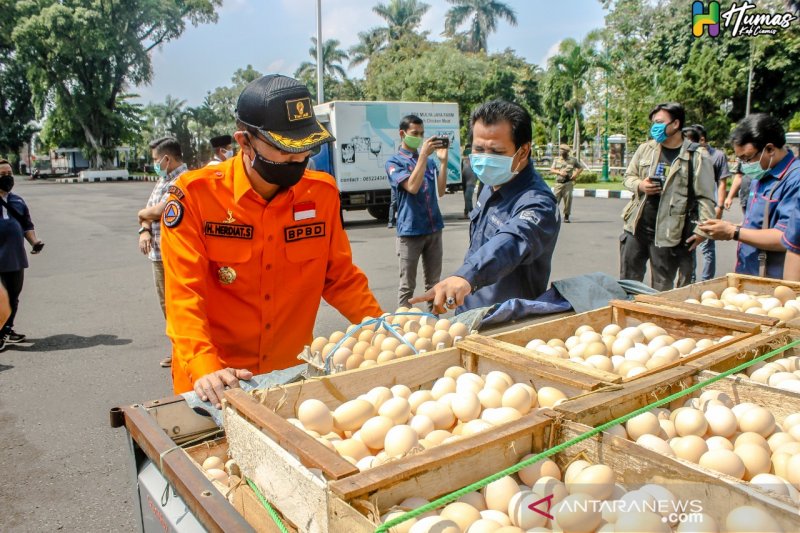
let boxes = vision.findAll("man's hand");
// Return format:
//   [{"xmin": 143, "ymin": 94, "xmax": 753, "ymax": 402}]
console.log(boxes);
[
  {"xmin": 409, "ymin": 276, "xmax": 472, "ymax": 315},
  {"xmin": 139, "ymin": 232, "xmax": 152, "ymax": 255},
  {"xmin": 194, "ymin": 368, "xmax": 254, "ymax": 409},
  {"xmin": 723, "ymin": 196, "xmax": 734, "ymax": 210},
  {"xmin": 698, "ymin": 219, "xmax": 736, "ymax": 241},
  {"xmin": 31, "ymin": 241, "xmax": 44, "ymax": 254},
  {"xmin": 686, "ymin": 234, "xmax": 705, "ymax": 252},
  {"xmin": 419, "ymin": 137, "xmax": 444, "ymax": 159},
  {"xmin": 435, "ymin": 147, "xmax": 449, "ymax": 162},
  {"xmin": 638, "ymin": 178, "xmax": 662, "ymax": 196}
]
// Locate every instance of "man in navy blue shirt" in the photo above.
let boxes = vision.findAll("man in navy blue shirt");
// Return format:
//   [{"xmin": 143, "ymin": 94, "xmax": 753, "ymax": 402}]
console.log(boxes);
[
  {"xmin": 385, "ymin": 115, "xmax": 449, "ymax": 308},
  {"xmin": 0, "ymin": 159, "xmax": 44, "ymax": 351},
  {"xmin": 411, "ymin": 100, "xmax": 560, "ymax": 314},
  {"xmin": 700, "ymin": 114, "xmax": 800, "ymax": 279}
]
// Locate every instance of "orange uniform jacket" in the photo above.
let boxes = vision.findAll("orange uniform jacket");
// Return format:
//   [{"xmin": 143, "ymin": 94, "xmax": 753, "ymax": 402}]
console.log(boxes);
[{"xmin": 160, "ymin": 154, "xmax": 382, "ymax": 393}]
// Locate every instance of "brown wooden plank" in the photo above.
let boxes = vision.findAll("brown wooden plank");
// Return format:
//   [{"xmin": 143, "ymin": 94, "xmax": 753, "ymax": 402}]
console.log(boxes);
[
  {"xmin": 490, "ymin": 307, "xmax": 615, "ymax": 346},
  {"xmin": 696, "ymin": 371, "xmax": 800, "ymax": 424},
  {"xmin": 461, "ymin": 335, "xmax": 621, "ymax": 387},
  {"xmin": 609, "ymin": 299, "xmax": 761, "ymax": 333},
  {"xmin": 686, "ymin": 329, "xmax": 793, "ymax": 373},
  {"xmin": 633, "ymin": 294, "xmax": 779, "ymax": 327},
  {"xmin": 121, "ymin": 404, "xmax": 255, "ymax": 533},
  {"xmin": 224, "ymin": 388, "xmax": 359, "ymax": 481},
  {"xmin": 328, "ymin": 410, "xmax": 553, "ymax": 501}
]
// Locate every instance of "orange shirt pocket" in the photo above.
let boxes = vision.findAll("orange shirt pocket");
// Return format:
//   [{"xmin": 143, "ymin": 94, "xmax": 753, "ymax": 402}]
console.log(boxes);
[
  {"xmin": 285, "ymin": 241, "xmax": 327, "ymax": 295},
  {"xmin": 205, "ymin": 239, "xmax": 253, "ymax": 291}
]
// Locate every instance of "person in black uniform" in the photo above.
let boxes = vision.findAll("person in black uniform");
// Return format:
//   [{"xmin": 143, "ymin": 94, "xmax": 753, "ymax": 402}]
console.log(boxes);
[
  {"xmin": 207, "ymin": 134, "xmax": 234, "ymax": 166},
  {"xmin": 0, "ymin": 159, "xmax": 44, "ymax": 351}
]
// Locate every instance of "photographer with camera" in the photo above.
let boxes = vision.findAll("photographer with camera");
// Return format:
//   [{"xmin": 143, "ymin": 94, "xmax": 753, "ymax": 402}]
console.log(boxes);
[
  {"xmin": 385, "ymin": 115, "xmax": 449, "ymax": 309},
  {"xmin": 619, "ymin": 103, "xmax": 715, "ymax": 291}
]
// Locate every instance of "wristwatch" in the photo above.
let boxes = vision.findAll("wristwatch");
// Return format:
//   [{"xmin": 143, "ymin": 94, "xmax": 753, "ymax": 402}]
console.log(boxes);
[
  {"xmin": 138, "ymin": 226, "xmax": 152, "ymax": 235},
  {"xmin": 733, "ymin": 225, "xmax": 741, "ymax": 241}
]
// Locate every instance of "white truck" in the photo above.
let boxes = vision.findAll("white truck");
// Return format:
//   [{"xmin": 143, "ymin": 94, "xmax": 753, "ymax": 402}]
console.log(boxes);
[{"xmin": 311, "ymin": 101, "xmax": 461, "ymax": 221}]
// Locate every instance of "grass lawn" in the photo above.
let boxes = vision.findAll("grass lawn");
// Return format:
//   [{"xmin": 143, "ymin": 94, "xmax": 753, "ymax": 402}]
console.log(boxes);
[{"xmin": 541, "ymin": 178, "xmax": 628, "ymax": 191}]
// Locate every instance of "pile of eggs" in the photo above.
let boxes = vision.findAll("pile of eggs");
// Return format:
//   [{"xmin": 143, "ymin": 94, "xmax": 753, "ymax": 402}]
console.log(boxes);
[
  {"xmin": 739, "ymin": 355, "xmax": 800, "ymax": 393},
  {"xmin": 523, "ymin": 323, "xmax": 730, "ymax": 378},
  {"xmin": 290, "ymin": 367, "xmax": 570, "ymax": 472},
  {"xmin": 685, "ymin": 285, "xmax": 800, "ymax": 322},
  {"xmin": 310, "ymin": 307, "xmax": 470, "ymax": 373},
  {"xmin": 607, "ymin": 389, "xmax": 800, "ymax": 500},
  {"xmin": 379, "ymin": 457, "xmax": 782, "ymax": 532},
  {"xmin": 200, "ymin": 455, "xmax": 240, "ymax": 488}
]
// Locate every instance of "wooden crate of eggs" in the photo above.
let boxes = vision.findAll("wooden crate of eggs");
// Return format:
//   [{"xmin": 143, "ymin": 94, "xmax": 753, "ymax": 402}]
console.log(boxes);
[
  {"xmin": 221, "ymin": 339, "xmax": 622, "ymax": 533},
  {"xmin": 302, "ymin": 308, "xmax": 470, "ymax": 374},
  {"xmin": 483, "ymin": 299, "xmax": 760, "ymax": 384},
  {"xmin": 375, "ymin": 418, "xmax": 799, "ymax": 532},
  {"xmin": 635, "ymin": 273, "xmax": 800, "ymax": 328}
]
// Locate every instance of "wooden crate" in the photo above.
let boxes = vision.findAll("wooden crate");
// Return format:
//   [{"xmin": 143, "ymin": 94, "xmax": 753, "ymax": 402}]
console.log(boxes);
[
  {"xmin": 222, "ymin": 339, "xmax": 625, "ymax": 533},
  {"xmin": 486, "ymin": 299, "xmax": 760, "ymax": 384},
  {"xmin": 237, "ymin": 417, "xmax": 800, "ymax": 532},
  {"xmin": 184, "ymin": 438, "xmax": 297, "ymax": 533},
  {"xmin": 634, "ymin": 273, "xmax": 800, "ymax": 328}
]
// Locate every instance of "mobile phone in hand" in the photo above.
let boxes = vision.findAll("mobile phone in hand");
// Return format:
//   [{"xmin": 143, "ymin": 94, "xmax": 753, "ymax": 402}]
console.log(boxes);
[
  {"xmin": 435, "ymin": 135, "xmax": 450, "ymax": 148},
  {"xmin": 31, "ymin": 242, "xmax": 44, "ymax": 254}
]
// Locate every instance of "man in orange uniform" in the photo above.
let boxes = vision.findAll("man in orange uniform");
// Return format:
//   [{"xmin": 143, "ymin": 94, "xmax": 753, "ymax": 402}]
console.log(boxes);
[{"xmin": 161, "ymin": 75, "xmax": 382, "ymax": 407}]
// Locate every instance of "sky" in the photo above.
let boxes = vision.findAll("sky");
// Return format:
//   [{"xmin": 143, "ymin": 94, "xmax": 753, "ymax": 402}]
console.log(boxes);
[{"xmin": 135, "ymin": 0, "xmax": 607, "ymax": 107}]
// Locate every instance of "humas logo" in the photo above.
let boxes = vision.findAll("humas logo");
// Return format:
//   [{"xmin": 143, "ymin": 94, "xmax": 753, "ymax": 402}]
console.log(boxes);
[{"xmin": 693, "ymin": 0, "xmax": 721, "ymax": 37}]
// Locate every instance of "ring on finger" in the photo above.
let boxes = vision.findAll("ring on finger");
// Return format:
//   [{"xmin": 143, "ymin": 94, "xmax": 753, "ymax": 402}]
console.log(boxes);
[{"xmin": 445, "ymin": 297, "xmax": 456, "ymax": 308}]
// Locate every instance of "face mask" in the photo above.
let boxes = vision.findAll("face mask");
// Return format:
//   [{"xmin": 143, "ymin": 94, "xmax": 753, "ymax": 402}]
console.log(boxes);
[
  {"xmin": 403, "ymin": 134, "xmax": 422, "ymax": 150},
  {"xmin": 741, "ymin": 150, "xmax": 772, "ymax": 181},
  {"xmin": 154, "ymin": 155, "xmax": 168, "ymax": 177},
  {"xmin": 650, "ymin": 123, "xmax": 669, "ymax": 144},
  {"xmin": 224, "ymin": 149, "xmax": 234, "ymax": 159},
  {"xmin": 247, "ymin": 138, "xmax": 308, "ymax": 188},
  {"xmin": 470, "ymin": 148, "xmax": 522, "ymax": 187},
  {"xmin": 0, "ymin": 175, "xmax": 13, "ymax": 192}
]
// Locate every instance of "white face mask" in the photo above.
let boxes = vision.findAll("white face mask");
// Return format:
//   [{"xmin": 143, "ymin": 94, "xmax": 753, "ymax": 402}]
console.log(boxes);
[{"xmin": 224, "ymin": 149, "xmax": 234, "ymax": 159}]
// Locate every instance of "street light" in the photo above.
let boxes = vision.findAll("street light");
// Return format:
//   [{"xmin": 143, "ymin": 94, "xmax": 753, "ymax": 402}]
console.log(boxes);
[
  {"xmin": 557, "ymin": 122, "xmax": 563, "ymax": 148},
  {"xmin": 720, "ymin": 99, "xmax": 733, "ymax": 115}
]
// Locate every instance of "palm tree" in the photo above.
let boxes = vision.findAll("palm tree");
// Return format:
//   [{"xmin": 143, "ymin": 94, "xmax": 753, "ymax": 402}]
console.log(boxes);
[
  {"xmin": 548, "ymin": 32, "xmax": 609, "ymax": 159},
  {"xmin": 349, "ymin": 28, "xmax": 387, "ymax": 69},
  {"xmin": 444, "ymin": 0, "xmax": 517, "ymax": 53},
  {"xmin": 373, "ymin": 0, "xmax": 430, "ymax": 41},
  {"xmin": 295, "ymin": 37, "xmax": 348, "ymax": 81}
]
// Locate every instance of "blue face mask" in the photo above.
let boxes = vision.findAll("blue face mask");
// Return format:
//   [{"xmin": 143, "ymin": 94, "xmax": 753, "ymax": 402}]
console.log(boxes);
[
  {"xmin": 741, "ymin": 150, "xmax": 772, "ymax": 181},
  {"xmin": 154, "ymin": 155, "xmax": 167, "ymax": 177},
  {"xmin": 470, "ymin": 149, "xmax": 521, "ymax": 187},
  {"xmin": 650, "ymin": 123, "xmax": 668, "ymax": 144}
]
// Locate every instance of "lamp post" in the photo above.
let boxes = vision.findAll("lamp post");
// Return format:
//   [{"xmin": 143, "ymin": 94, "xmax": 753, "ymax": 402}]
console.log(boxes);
[
  {"xmin": 557, "ymin": 122, "xmax": 563, "ymax": 148},
  {"xmin": 316, "ymin": 0, "xmax": 324, "ymax": 104}
]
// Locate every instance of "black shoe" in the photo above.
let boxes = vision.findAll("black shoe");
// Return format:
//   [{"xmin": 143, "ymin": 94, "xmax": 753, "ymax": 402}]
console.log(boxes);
[
  {"xmin": 564, "ymin": 216, "xmax": 570, "ymax": 223},
  {"xmin": 5, "ymin": 330, "xmax": 26, "ymax": 343},
  {"xmin": 0, "ymin": 335, "xmax": 6, "ymax": 352}
]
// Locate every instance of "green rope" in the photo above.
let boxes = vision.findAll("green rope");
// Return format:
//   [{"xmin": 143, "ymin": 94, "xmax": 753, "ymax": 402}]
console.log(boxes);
[
  {"xmin": 246, "ymin": 477, "xmax": 290, "ymax": 533},
  {"xmin": 375, "ymin": 338, "xmax": 800, "ymax": 532}
]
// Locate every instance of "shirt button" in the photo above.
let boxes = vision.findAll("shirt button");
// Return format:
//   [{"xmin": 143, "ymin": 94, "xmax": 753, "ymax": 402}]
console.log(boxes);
[
  {"xmin": 264, "ymin": 294, "xmax": 271, "ymax": 301},
  {"xmin": 267, "ymin": 235, "xmax": 274, "ymax": 242},
  {"xmin": 265, "ymin": 323, "xmax": 271, "ymax": 331},
  {"xmin": 265, "ymin": 264, "xmax": 272, "ymax": 271}
]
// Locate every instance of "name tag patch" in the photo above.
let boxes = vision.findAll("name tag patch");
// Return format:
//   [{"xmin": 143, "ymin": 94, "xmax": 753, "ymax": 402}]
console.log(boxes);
[
  {"xmin": 285, "ymin": 222, "xmax": 326, "ymax": 243},
  {"xmin": 204, "ymin": 222, "xmax": 254, "ymax": 239},
  {"xmin": 167, "ymin": 185, "xmax": 185, "ymax": 200}
]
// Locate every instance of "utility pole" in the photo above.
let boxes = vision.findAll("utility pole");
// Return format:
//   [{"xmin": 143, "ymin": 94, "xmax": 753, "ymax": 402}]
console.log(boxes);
[
  {"xmin": 316, "ymin": 0, "xmax": 324, "ymax": 104},
  {"xmin": 745, "ymin": 39, "xmax": 754, "ymax": 116},
  {"xmin": 602, "ymin": 68, "xmax": 610, "ymax": 182}
]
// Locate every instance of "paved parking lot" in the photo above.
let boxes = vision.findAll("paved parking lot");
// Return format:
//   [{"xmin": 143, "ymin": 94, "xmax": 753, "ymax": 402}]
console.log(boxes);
[{"xmin": 0, "ymin": 178, "xmax": 740, "ymax": 531}]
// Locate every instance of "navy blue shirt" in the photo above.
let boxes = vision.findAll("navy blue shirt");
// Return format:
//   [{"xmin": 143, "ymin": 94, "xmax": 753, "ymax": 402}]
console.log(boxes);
[
  {"xmin": 0, "ymin": 192, "xmax": 34, "ymax": 272},
  {"xmin": 735, "ymin": 151, "xmax": 800, "ymax": 278},
  {"xmin": 454, "ymin": 162, "xmax": 560, "ymax": 311},
  {"xmin": 385, "ymin": 148, "xmax": 444, "ymax": 237}
]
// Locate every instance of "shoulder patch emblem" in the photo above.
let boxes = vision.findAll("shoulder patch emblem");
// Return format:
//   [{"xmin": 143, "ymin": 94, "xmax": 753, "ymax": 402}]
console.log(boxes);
[
  {"xmin": 163, "ymin": 200, "xmax": 184, "ymax": 229},
  {"xmin": 167, "ymin": 185, "xmax": 185, "ymax": 200},
  {"xmin": 519, "ymin": 210, "xmax": 541, "ymax": 225}
]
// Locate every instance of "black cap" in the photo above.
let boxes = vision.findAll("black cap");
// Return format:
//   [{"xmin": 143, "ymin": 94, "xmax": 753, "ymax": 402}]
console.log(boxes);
[
  {"xmin": 210, "ymin": 134, "xmax": 232, "ymax": 149},
  {"xmin": 235, "ymin": 74, "xmax": 334, "ymax": 153}
]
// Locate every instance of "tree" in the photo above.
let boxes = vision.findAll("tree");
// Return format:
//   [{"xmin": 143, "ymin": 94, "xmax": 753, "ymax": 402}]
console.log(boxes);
[
  {"xmin": 13, "ymin": 0, "xmax": 220, "ymax": 168},
  {"xmin": 443, "ymin": 0, "xmax": 517, "ymax": 53},
  {"xmin": 349, "ymin": 28, "xmax": 387, "ymax": 69},
  {"xmin": 295, "ymin": 37, "xmax": 349, "ymax": 81},
  {"xmin": 373, "ymin": 0, "xmax": 431, "ymax": 42}
]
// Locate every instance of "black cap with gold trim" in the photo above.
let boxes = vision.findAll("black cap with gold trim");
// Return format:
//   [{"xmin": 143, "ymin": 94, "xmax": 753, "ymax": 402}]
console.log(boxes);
[{"xmin": 235, "ymin": 74, "xmax": 334, "ymax": 154}]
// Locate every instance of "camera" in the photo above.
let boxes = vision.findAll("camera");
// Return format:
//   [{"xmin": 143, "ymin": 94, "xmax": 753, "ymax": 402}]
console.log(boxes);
[{"xmin": 434, "ymin": 135, "xmax": 450, "ymax": 148}]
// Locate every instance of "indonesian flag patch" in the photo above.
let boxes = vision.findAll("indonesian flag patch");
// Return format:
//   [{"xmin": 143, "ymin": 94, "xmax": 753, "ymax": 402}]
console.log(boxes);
[{"xmin": 293, "ymin": 201, "xmax": 316, "ymax": 221}]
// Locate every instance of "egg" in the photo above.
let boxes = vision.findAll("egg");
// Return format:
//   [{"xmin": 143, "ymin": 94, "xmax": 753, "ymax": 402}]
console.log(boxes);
[
  {"xmin": 449, "ymin": 322, "xmax": 469, "ymax": 340},
  {"xmin": 508, "ymin": 491, "xmax": 548, "ymax": 529},
  {"xmin": 358, "ymin": 329, "xmax": 375, "ymax": 343},
  {"xmin": 377, "ymin": 350, "xmax": 397, "ymax": 363},
  {"xmin": 500, "ymin": 384, "xmax": 532, "ymax": 415},
  {"xmin": 537, "ymin": 387, "xmax": 568, "ymax": 408},
  {"xmin": 553, "ymin": 493, "xmax": 602, "ymax": 533},
  {"xmin": 331, "ymin": 347, "xmax": 352, "ymax": 368},
  {"xmin": 333, "ymin": 399, "xmax": 375, "ymax": 431},
  {"xmin": 206, "ymin": 468, "xmax": 228, "ymax": 484},
  {"xmin": 440, "ymin": 502, "xmax": 482, "ymax": 531},
  {"xmin": 363, "ymin": 346, "xmax": 380, "ymax": 361},
  {"xmin": 461, "ymin": 419, "xmax": 493, "ymax": 436},
  {"xmin": 431, "ymin": 330, "xmax": 453, "ymax": 349},
  {"xmin": 725, "ymin": 506, "xmax": 783, "ymax": 532},
  {"xmin": 408, "ymin": 390, "xmax": 434, "ymax": 413},
  {"xmin": 414, "ymin": 338, "xmax": 433, "ymax": 352},
  {"xmin": 636, "ymin": 434, "xmax": 675, "ymax": 457},
  {"xmin": 365, "ymin": 386, "xmax": 393, "ymax": 409},
  {"xmin": 675, "ymin": 408, "xmax": 709, "ymax": 437},
  {"xmin": 517, "ymin": 456, "xmax": 561, "ymax": 485},
  {"xmin": 787, "ymin": 454, "xmax": 800, "ymax": 489},
  {"xmin": 358, "ymin": 416, "xmax": 394, "ymax": 450},
  {"xmin": 383, "ymin": 425, "xmax": 419, "ymax": 458},
  {"xmin": 619, "ymin": 326, "xmax": 646, "ymax": 343},
  {"xmin": 705, "ymin": 435, "xmax": 735, "ymax": 452},
  {"xmin": 390, "ymin": 384, "xmax": 412, "ymax": 399},
  {"xmin": 451, "ymin": 391, "xmax": 482, "ymax": 422},
  {"xmin": 478, "ymin": 388, "xmax": 503, "ymax": 409},
  {"xmin": 750, "ymin": 473, "xmax": 792, "ymax": 498},
  {"xmin": 479, "ymin": 510, "xmax": 511, "ymax": 527},
  {"xmin": 699, "ymin": 449, "xmax": 745, "ymax": 479},
  {"xmin": 481, "ymin": 407, "xmax": 522, "ymax": 425},
  {"xmin": 416, "ymin": 400, "xmax": 455, "ymax": 430},
  {"xmin": 297, "ymin": 399, "xmax": 334, "ymax": 434},
  {"xmin": 585, "ymin": 354, "xmax": 614, "ymax": 372},
  {"xmin": 584, "ymin": 340, "xmax": 608, "ymax": 356},
  {"xmin": 333, "ymin": 438, "xmax": 370, "ymax": 461},
  {"xmin": 417, "ymin": 325, "xmax": 435, "ymax": 339},
  {"xmin": 568, "ymin": 464, "xmax": 615, "ymax": 499},
  {"xmin": 574, "ymin": 324, "xmax": 595, "ymax": 335},
  {"xmin": 430, "ymin": 377, "xmax": 456, "ymax": 399},
  {"xmin": 378, "ymin": 397, "xmax": 411, "ymax": 425},
  {"xmin": 737, "ymin": 406, "xmax": 775, "ymax": 437},
  {"xmin": 406, "ymin": 414, "xmax": 434, "ymax": 439},
  {"xmin": 732, "ymin": 443, "xmax": 771, "ymax": 480},
  {"xmin": 769, "ymin": 306, "xmax": 798, "ymax": 321},
  {"xmin": 409, "ymin": 517, "xmax": 460, "ymax": 533},
  {"xmin": 464, "ymin": 519, "xmax": 503, "ymax": 533},
  {"xmin": 482, "ymin": 476, "xmax": 520, "ymax": 512},
  {"xmin": 625, "ymin": 412, "xmax": 660, "ymax": 440},
  {"xmin": 202, "ymin": 456, "xmax": 225, "ymax": 471}
]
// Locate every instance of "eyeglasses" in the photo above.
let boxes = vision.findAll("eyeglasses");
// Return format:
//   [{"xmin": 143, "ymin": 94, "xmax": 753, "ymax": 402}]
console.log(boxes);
[{"xmin": 737, "ymin": 149, "xmax": 763, "ymax": 164}]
